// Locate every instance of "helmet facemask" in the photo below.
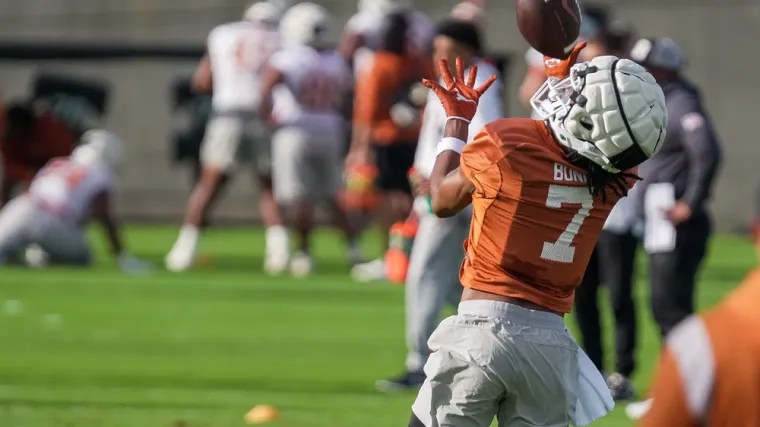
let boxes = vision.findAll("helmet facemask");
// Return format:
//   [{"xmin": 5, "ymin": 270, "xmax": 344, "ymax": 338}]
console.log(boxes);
[
  {"xmin": 531, "ymin": 56, "xmax": 667, "ymax": 175},
  {"xmin": 530, "ymin": 61, "xmax": 619, "ymax": 173}
]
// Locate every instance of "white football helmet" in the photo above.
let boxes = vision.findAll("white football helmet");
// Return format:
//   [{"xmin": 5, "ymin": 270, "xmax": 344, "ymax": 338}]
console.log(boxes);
[
  {"xmin": 72, "ymin": 129, "xmax": 124, "ymax": 172},
  {"xmin": 280, "ymin": 3, "xmax": 331, "ymax": 48},
  {"xmin": 531, "ymin": 56, "xmax": 667, "ymax": 173},
  {"xmin": 243, "ymin": 1, "xmax": 280, "ymax": 25}
]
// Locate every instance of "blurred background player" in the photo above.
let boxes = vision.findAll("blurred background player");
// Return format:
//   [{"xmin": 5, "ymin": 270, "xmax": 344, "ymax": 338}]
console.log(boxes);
[
  {"xmin": 0, "ymin": 102, "xmax": 77, "ymax": 208},
  {"xmin": 346, "ymin": 4, "xmax": 435, "ymax": 282},
  {"xmin": 0, "ymin": 130, "xmax": 148, "ymax": 273},
  {"xmin": 257, "ymin": 3, "xmax": 362, "ymax": 277},
  {"xmin": 165, "ymin": 2, "xmax": 284, "ymax": 273},
  {"xmin": 376, "ymin": 18, "xmax": 504, "ymax": 392},
  {"xmin": 339, "ymin": 0, "xmax": 434, "ymax": 76},
  {"xmin": 630, "ymin": 37, "xmax": 722, "ymax": 340},
  {"xmin": 633, "ymin": 236, "xmax": 760, "ymax": 426}
]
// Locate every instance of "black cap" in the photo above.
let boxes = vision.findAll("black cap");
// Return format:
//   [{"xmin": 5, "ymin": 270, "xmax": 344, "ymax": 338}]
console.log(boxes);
[{"xmin": 435, "ymin": 19, "xmax": 482, "ymax": 54}]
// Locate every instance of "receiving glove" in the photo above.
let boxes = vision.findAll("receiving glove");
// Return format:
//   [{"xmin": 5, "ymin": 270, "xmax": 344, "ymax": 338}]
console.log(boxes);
[
  {"xmin": 543, "ymin": 41, "xmax": 587, "ymax": 80},
  {"xmin": 422, "ymin": 57, "xmax": 496, "ymax": 123}
]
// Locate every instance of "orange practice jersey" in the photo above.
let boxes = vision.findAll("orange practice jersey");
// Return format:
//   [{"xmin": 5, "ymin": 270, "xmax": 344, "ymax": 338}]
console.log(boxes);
[
  {"xmin": 641, "ymin": 268, "xmax": 760, "ymax": 427},
  {"xmin": 353, "ymin": 52, "xmax": 433, "ymax": 145},
  {"xmin": 459, "ymin": 118, "xmax": 634, "ymax": 313}
]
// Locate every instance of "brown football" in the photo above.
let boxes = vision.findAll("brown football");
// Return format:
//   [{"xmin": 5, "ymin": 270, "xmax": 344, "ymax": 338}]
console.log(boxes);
[{"xmin": 516, "ymin": 0, "xmax": 582, "ymax": 59}]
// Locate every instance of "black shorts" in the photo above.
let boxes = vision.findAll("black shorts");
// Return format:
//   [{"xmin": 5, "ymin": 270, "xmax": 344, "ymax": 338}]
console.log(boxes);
[{"xmin": 372, "ymin": 142, "xmax": 417, "ymax": 194}]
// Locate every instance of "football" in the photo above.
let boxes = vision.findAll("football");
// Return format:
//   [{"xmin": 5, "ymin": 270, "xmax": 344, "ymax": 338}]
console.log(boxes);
[{"xmin": 516, "ymin": 0, "xmax": 583, "ymax": 59}]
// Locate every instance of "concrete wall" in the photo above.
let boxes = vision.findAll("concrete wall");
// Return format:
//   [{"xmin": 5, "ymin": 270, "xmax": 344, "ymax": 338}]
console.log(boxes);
[{"xmin": 0, "ymin": 0, "xmax": 756, "ymax": 230}]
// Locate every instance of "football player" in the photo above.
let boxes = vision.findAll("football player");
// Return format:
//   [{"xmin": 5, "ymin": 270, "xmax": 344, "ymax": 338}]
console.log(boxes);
[
  {"xmin": 635, "ymin": 234, "xmax": 760, "ymax": 426},
  {"xmin": 165, "ymin": 2, "xmax": 285, "ymax": 273},
  {"xmin": 377, "ymin": 18, "xmax": 504, "ymax": 392},
  {"xmin": 339, "ymin": 0, "xmax": 434, "ymax": 76},
  {"xmin": 0, "ymin": 130, "xmax": 148, "ymax": 273},
  {"xmin": 257, "ymin": 3, "xmax": 362, "ymax": 276},
  {"xmin": 408, "ymin": 43, "xmax": 667, "ymax": 427}
]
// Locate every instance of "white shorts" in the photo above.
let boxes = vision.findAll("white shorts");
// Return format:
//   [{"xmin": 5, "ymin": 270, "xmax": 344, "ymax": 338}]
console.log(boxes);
[
  {"xmin": 272, "ymin": 126, "xmax": 341, "ymax": 204},
  {"xmin": 0, "ymin": 195, "xmax": 91, "ymax": 265},
  {"xmin": 412, "ymin": 300, "xmax": 580, "ymax": 427},
  {"xmin": 200, "ymin": 114, "xmax": 272, "ymax": 174}
]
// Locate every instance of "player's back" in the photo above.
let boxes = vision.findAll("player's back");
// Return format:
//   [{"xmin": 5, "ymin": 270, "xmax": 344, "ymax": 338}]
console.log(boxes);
[
  {"xmin": 642, "ymin": 269, "xmax": 760, "ymax": 427},
  {"xmin": 207, "ymin": 21, "xmax": 279, "ymax": 112},
  {"xmin": 28, "ymin": 157, "xmax": 113, "ymax": 223},
  {"xmin": 459, "ymin": 118, "xmax": 633, "ymax": 314},
  {"xmin": 703, "ymin": 269, "xmax": 760, "ymax": 426},
  {"xmin": 269, "ymin": 46, "xmax": 349, "ymax": 133}
]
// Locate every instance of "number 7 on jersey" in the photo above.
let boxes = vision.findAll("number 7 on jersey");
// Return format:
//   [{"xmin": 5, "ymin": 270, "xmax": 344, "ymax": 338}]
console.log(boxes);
[{"xmin": 541, "ymin": 184, "xmax": 594, "ymax": 264}]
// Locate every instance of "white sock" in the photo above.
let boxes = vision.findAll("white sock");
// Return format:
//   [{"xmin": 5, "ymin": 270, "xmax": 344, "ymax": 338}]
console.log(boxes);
[
  {"xmin": 266, "ymin": 225, "xmax": 289, "ymax": 257},
  {"xmin": 174, "ymin": 225, "xmax": 199, "ymax": 252}
]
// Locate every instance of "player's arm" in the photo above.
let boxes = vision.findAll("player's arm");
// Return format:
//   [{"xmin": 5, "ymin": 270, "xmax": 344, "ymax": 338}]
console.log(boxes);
[
  {"xmin": 339, "ymin": 32, "xmax": 364, "ymax": 62},
  {"xmin": 257, "ymin": 63, "xmax": 285, "ymax": 120},
  {"xmin": 674, "ymin": 93, "xmax": 722, "ymax": 212},
  {"xmin": 639, "ymin": 347, "xmax": 700, "ymax": 427},
  {"xmin": 91, "ymin": 190, "xmax": 124, "ymax": 256},
  {"xmin": 430, "ymin": 119, "xmax": 474, "ymax": 217},
  {"xmin": 191, "ymin": 53, "xmax": 213, "ymax": 94}
]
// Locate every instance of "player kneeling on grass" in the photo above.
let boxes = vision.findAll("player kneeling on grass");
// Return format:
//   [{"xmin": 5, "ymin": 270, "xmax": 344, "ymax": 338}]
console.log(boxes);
[
  {"xmin": 407, "ymin": 44, "xmax": 667, "ymax": 427},
  {"xmin": 257, "ymin": 3, "xmax": 362, "ymax": 277},
  {"xmin": 0, "ymin": 130, "xmax": 149, "ymax": 274}
]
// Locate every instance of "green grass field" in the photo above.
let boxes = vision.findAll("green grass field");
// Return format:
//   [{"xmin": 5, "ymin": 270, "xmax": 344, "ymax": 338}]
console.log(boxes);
[{"xmin": 0, "ymin": 226, "xmax": 755, "ymax": 427}]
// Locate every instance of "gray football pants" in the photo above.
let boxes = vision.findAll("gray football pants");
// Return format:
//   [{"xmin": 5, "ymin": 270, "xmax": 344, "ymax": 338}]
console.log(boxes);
[
  {"xmin": 0, "ymin": 195, "xmax": 91, "ymax": 266},
  {"xmin": 405, "ymin": 207, "xmax": 471, "ymax": 373}
]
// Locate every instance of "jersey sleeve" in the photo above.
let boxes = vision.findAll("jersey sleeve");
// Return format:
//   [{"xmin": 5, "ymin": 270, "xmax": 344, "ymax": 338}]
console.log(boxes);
[
  {"xmin": 460, "ymin": 125, "xmax": 508, "ymax": 198},
  {"xmin": 640, "ymin": 348, "xmax": 699, "ymax": 427}
]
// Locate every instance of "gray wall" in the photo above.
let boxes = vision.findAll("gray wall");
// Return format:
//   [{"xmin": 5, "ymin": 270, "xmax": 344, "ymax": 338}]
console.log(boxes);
[{"xmin": 0, "ymin": 0, "xmax": 756, "ymax": 230}]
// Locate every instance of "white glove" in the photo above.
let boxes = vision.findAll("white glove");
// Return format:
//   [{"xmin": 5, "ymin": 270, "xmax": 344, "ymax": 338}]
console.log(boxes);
[{"xmin": 118, "ymin": 253, "xmax": 152, "ymax": 276}]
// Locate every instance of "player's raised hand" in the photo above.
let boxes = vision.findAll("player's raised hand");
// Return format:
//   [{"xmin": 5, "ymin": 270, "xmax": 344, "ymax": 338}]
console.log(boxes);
[
  {"xmin": 543, "ymin": 41, "xmax": 587, "ymax": 80},
  {"xmin": 422, "ymin": 57, "xmax": 497, "ymax": 123}
]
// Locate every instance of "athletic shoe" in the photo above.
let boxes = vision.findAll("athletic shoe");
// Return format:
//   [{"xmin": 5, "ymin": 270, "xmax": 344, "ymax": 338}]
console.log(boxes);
[
  {"xmin": 375, "ymin": 370, "xmax": 426, "ymax": 393},
  {"xmin": 350, "ymin": 258, "xmax": 386, "ymax": 282},
  {"xmin": 625, "ymin": 398, "xmax": 653, "ymax": 420},
  {"xmin": 607, "ymin": 372, "xmax": 636, "ymax": 401},
  {"xmin": 290, "ymin": 251, "xmax": 314, "ymax": 278}
]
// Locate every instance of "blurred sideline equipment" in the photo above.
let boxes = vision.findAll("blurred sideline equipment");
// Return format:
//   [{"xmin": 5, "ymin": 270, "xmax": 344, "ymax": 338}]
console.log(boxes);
[
  {"xmin": 257, "ymin": 2, "xmax": 363, "ymax": 276},
  {"xmin": 516, "ymin": 0, "xmax": 582, "ymax": 59},
  {"xmin": 0, "ymin": 102, "xmax": 77, "ymax": 207},
  {"xmin": 165, "ymin": 1, "xmax": 284, "ymax": 273},
  {"xmin": 0, "ymin": 130, "xmax": 150, "ymax": 274}
]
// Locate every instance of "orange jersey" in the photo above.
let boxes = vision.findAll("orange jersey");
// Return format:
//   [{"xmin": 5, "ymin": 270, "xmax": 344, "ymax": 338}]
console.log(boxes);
[
  {"xmin": 641, "ymin": 269, "xmax": 760, "ymax": 427},
  {"xmin": 459, "ymin": 118, "xmax": 634, "ymax": 313},
  {"xmin": 353, "ymin": 52, "xmax": 433, "ymax": 145}
]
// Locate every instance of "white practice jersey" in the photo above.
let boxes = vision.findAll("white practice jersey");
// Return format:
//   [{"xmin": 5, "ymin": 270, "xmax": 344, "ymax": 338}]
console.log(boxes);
[
  {"xmin": 28, "ymin": 158, "xmax": 115, "ymax": 223},
  {"xmin": 207, "ymin": 21, "xmax": 280, "ymax": 112},
  {"xmin": 344, "ymin": 10, "xmax": 434, "ymax": 76},
  {"xmin": 268, "ymin": 46, "xmax": 350, "ymax": 134},
  {"xmin": 415, "ymin": 59, "xmax": 504, "ymax": 178}
]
